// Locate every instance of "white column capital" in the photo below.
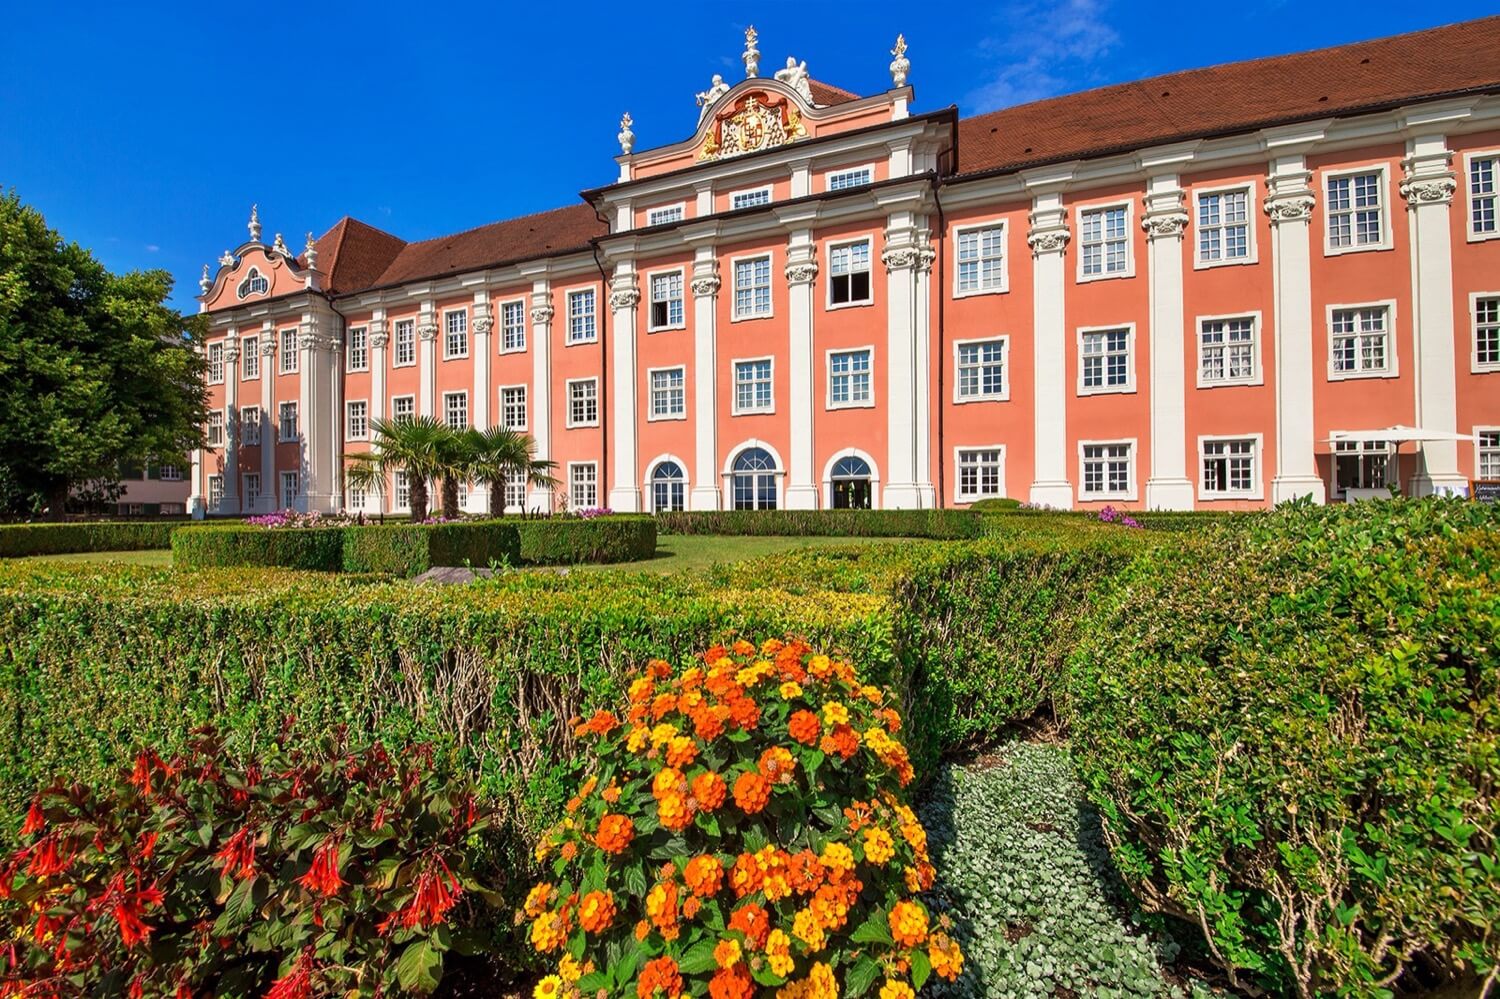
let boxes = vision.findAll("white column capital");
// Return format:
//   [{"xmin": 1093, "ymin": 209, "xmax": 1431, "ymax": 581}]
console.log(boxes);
[
  {"xmin": 1400, "ymin": 141, "xmax": 1457, "ymax": 207},
  {"xmin": 1026, "ymin": 199, "xmax": 1071, "ymax": 256}
]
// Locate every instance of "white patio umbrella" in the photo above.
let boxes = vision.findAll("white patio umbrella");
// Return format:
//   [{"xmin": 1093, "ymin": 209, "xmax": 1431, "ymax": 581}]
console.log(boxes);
[{"xmin": 1324, "ymin": 425, "xmax": 1475, "ymax": 444}]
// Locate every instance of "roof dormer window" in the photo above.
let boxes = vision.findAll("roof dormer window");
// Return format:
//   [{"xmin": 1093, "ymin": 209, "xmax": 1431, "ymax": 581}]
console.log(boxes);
[{"xmin": 236, "ymin": 267, "xmax": 269, "ymax": 299}]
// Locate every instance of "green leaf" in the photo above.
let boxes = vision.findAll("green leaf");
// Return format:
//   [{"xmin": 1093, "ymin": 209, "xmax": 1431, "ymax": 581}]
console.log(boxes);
[
  {"xmin": 849, "ymin": 911, "xmax": 894, "ymax": 946},
  {"xmin": 911, "ymin": 948, "xmax": 932, "ymax": 990},
  {"xmin": 846, "ymin": 955, "xmax": 881, "ymax": 997},
  {"xmin": 395, "ymin": 938, "xmax": 444, "ymax": 995},
  {"xmin": 679, "ymin": 937, "xmax": 720, "ymax": 975}
]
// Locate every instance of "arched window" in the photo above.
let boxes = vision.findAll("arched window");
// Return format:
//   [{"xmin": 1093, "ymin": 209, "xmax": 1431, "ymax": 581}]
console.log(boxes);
[
  {"xmin": 732, "ymin": 447, "xmax": 778, "ymax": 510},
  {"xmin": 831, "ymin": 454, "xmax": 873, "ymax": 509},
  {"xmin": 236, "ymin": 267, "xmax": 269, "ymax": 299},
  {"xmin": 651, "ymin": 460, "xmax": 685, "ymax": 513}
]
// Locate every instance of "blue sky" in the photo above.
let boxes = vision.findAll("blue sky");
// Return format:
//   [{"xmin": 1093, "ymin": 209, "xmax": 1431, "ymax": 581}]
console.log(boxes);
[{"xmin": 3, "ymin": 1, "xmax": 1492, "ymax": 311}]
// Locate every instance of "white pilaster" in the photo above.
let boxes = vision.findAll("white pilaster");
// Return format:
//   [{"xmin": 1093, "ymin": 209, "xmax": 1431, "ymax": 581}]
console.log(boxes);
[
  {"xmin": 470, "ymin": 292, "xmax": 492, "ymax": 513},
  {"xmin": 690, "ymin": 247, "xmax": 722, "ymax": 510},
  {"xmin": 912, "ymin": 231, "xmax": 936, "ymax": 508},
  {"xmin": 1401, "ymin": 133, "xmax": 1466, "ymax": 496},
  {"xmin": 370, "ymin": 310, "xmax": 388, "ymax": 426},
  {"xmin": 1027, "ymin": 191, "xmax": 1075, "ymax": 508},
  {"xmin": 607, "ymin": 268, "xmax": 643, "ymax": 512},
  {"xmin": 1265, "ymin": 155, "xmax": 1327, "ymax": 503},
  {"xmin": 189, "ymin": 444, "xmax": 204, "ymax": 518},
  {"xmin": 259, "ymin": 323, "xmax": 275, "ymax": 513},
  {"xmin": 222, "ymin": 332, "xmax": 240, "ymax": 512},
  {"xmin": 296, "ymin": 318, "xmax": 315, "ymax": 514},
  {"xmin": 881, "ymin": 210, "xmax": 932, "ymax": 509},
  {"xmin": 527, "ymin": 280, "xmax": 555, "ymax": 512},
  {"xmin": 1141, "ymin": 174, "xmax": 1196, "ymax": 509},
  {"xmin": 417, "ymin": 301, "xmax": 437, "ymax": 419},
  {"xmin": 785, "ymin": 227, "xmax": 820, "ymax": 509}
]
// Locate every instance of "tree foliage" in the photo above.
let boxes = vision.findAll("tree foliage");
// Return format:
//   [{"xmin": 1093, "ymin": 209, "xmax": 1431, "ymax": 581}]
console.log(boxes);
[{"xmin": 0, "ymin": 190, "xmax": 206, "ymax": 515}]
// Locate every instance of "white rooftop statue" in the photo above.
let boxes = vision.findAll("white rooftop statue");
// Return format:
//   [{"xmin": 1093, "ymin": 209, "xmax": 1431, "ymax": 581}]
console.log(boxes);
[
  {"xmin": 304, "ymin": 232, "xmax": 318, "ymax": 269},
  {"xmin": 618, "ymin": 113, "xmax": 635, "ymax": 155},
  {"xmin": 696, "ymin": 74, "xmax": 731, "ymax": 124},
  {"xmin": 890, "ymin": 34, "xmax": 910, "ymax": 88},
  {"xmin": 742, "ymin": 26, "xmax": 760, "ymax": 78},
  {"xmin": 775, "ymin": 57, "xmax": 812, "ymax": 102},
  {"xmin": 247, "ymin": 203, "xmax": 261, "ymax": 243},
  {"xmin": 199, "ymin": 263, "xmax": 211, "ymax": 293},
  {"xmin": 272, "ymin": 233, "xmax": 288, "ymax": 255}
]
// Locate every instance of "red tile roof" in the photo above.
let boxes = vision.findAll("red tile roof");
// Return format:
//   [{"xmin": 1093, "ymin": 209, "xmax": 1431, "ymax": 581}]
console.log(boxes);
[
  {"xmin": 956, "ymin": 15, "xmax": 1500, "ymax": 178},
  {"xmin": 363, "ymin": 204, "xmax": 606, "ymax": 289},
  {"xmin": 809, "ymin": 79, "xmax": 861, "ymax": 106},
  {"xmin": 304, "ymin": 217, "xmax": 406, "ymax": 296}
]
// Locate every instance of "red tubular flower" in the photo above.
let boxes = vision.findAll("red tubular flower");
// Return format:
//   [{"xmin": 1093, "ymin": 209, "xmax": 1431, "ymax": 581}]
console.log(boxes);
[
  {"xmin": 265, "ymin": 950, "xmax": 315, "ymax": 999},
  {"xmin": 19, "ymin": 801, "xmax": 45, "ymax": 838},
  {"xmin": 25, "ymin": 837, "xmax": 70, "ymax": 878},
  {"xmin": 138, "ymin": 831, "xmax": 159, "ymax": 860},
  {"xmin": 115, "ymin": 902, "xmax": 152, "ymax": 948},
  {"xmin": 402, "ymin": 856, "xmax": 462, "ymax": 929},
  {"xmin": 297, "ymin": 837, "xmax": 344, "ymax": 897},
  {"xmin": 215, "ymin": 826, "xmax": 257, "ymax": 881}
]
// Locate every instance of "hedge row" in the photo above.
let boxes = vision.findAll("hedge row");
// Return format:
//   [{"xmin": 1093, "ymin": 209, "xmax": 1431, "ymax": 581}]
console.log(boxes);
[
  {"xmin": 655, "ymin": 508, "xmax": 984, "ymax": 539},
  {"xmin": 171, "ymin": 522, "xmax": 522, "ymax": 577},
  {"xmin": 510, "ymin": 514, "xmax": 656, "ymax": 564},
  {"xmin": 1064, "ymin": 499, "xmax": 1500, "ymax": 996},
  {"xmin": 0, "ymin": 521, "xmax": 181, "ymax": 557}
]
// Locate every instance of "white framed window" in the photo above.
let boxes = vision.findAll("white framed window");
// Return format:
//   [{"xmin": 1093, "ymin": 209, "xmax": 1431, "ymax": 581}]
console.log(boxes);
[
  {"xmin": 280, "ymin": 471, "xmax": 299, "ymax": 509},
  {"xmin": 243, "ymin": 473, "xmax": 260, "ymax": 508},
  {"xmin": 236, "ymin": 267, "xmax": 268, "ymax": 300},
  {"xmin": 647, "ymin": 203, "xmax": 685, "ymax": 226},
  {"xmin": 504, "ymin": 479, "xmax": 527, "ymax": 512},
  {"xmin": 730, "ymin": 186, "xmax": 772, "ymax": 211},
  {"xmin": 207, "ymin": 342, "xmax": 224, "ymax": 384},
  {"xmin": 443, "ymin": 309, "xmax": 468, "ymax": 359},
  {"xmin": 1080, "ymin": 440, "xmax": 1136, "ymax": 500},
  {"xmin": 158, "ymin": 464, "xmax": 181, "ymax": 481},
  {"xmin": 346, "ymin": 400, "xmax": 368, "ymax": 440},
  {"xmin": 240, "ymin": 406, "xmax": 261, "ymax": 446},
  {"xmin": 649, "ymin": 460, "xmax": 686, "ymax": 513},
  {"xmin": 1325, "ymin": 166, "xmax": 1390, "ymax": 253},
  {"xmin": 569, "ymin": 462, "xmax": 598, "ymax": 510},
  {"xmin": 729, "ymin": 445, "xmax": 780, "ymax": 510},
  {"xmin": 208, "ymin": 475, "xmax": 224, "ymax": 511},
  {"xmin": 567, "ymin": 377, "xmax": 599, "ymax": 427},
  {"xmin": 1078, "ymin": 326, "xmax": 1135, "ymax": 394},
  {"xmin": 1328, "ymin": 303, "xmax": 1397, "ymax": 379},
  {"xmin": 1476, "ymin": 428, "xmax": 1500, "ymax": 481},
  {"xmin": 347, "ymin": 478, "xmax": 367, "ymax": 511},
  {"xmin": 1468, "ymin": 152, "xmax": 1499, "ymax": 240},
  {"xmin": 394, "ymin": 319, "xmax": 416, "ymax": 367},
  {"xmin": 279, "ymin": 328, "xmax": 298, "ymax": 373},
  {"xmin": 241, "ymin": 336, "xmax": 260, "ymax": 379},
  {"xmin": 827, "ymin": 347, "xmax": 873, "ymax": 409},
  {"xmin": 346, "ymin": 326, "xmax": 368, "ymax": 371},
  {"xmin": 1472, "ymin": 294, "xmax": 1500, "ymax": 372},
  {"xmin": 206, "ymin": 410, "xmax": 225, "ymax": 448},
  {"xmin": 732, "ymin": 357, "xmax": 774, "ymax": 415},
  {"xmin": 567, "ymin": 288, "xmax": 597, "ymax": 344},
  {"xmin": 648, "ymin": 270, "xmax": 686, "ymax": 331},
  {"xmin": 954, "ymin": 337, "xmax": 1008, "ymax": 402},
  {"xmin": 1198, "ymin": 314, "xmax": 1261, "ymax": 387},
  {"xmin": 1077, "ymin": 202, "xmax": 1132, "ymax": 280},
  {"xmin": 499, "ymin": 299, "xmax": 526, "ymax": 353},
  {"xmin": 1333, "ymin": 440, "xmax": 1395, "ymax": 496},
  {"xmin": 278, "ymin": 401, "xmax": 298, "ymax": 442},
  {"xmin": 826, "ymin": 165, "xmax": 874, "ymax": 192},
  {"xmin": 955, "ymin": 447, "xmax": 1005, "ymax": 503},
  {"xmin": 394, "ymin": 470, "xmax": 410, "ymax": 511},
  {"xmin": 500, "ymin": 385, "xmax": 528, "ymax": 430},
  {"xmin": 443, "ymin": 391, "xmax": 468, "ymax": 430},
  {"xmin": 1194, "ymin": 185, "xmax": 1254, "ymax": 266},
  {"xmin": 648, "ymin": 366, "xmax": 686, "ymax": 420},
  {"xmin": 732, "ymin": 254, "xmax": 773, "ymax": 320},
  {"xmin": 954, "ymin": 221, "xmax": 1007, "ymax": 295},
  {"xmin": 827, "ymin": 238, "xmax": 873, "ymax": 308},
  {"xmin": 391, "ymin": 395, "xmax": 415, "ymax": 423},
  {"xmin": 1199, "ymin": 436, "xmax": 1262, "ymax": 500}
]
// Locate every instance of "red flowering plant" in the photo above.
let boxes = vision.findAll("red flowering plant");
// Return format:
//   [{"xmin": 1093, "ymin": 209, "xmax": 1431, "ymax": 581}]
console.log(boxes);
[
  {"xmin": 0, "ymin": 727, "xmax": 495, "ymax": 997},
  {"xmin": 523, "ymin": 639, "xmax": 962, "ymax": 999}
]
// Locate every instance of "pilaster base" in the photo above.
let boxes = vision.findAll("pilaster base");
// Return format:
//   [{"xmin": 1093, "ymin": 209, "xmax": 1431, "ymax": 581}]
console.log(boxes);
[
  {"xmin": 689, "ymin": 486, "xmax": 722, "ymax": 511},
  {"xmin": 882, "ymin": 483, "xmax": 927, "ymax": 510},
  {"xmin": 1028, "ymin": 479, "xmax": 1075, "ymax": 510},
  {"xmin": 1144, "ymin": 477, "xmax": 1196, "ymax": 511},
  {"xmin": 525, "ymin": 487, "xmax": 554, "ymax": 514},
  {"xmin": 306, "ymin": 491, "xmax": 338, "ymax": 515},
  {"xmin": 189, "ymin": 497, "xmax": 206, "ymax": 520},
  {"xmin": 1271, "ymin": 475, "xmax": 1327, "ymax": 505},
  {"xmin": 607, "ymin": 486, "xmax": 641, "ymax": 513},
  {"xmin": 1408, "ymin": 473, "xmax": 1471, "ymax": 499},
  {"xmin": 785, "ymin": 484, "xmax": 820, "ymax": 510}
]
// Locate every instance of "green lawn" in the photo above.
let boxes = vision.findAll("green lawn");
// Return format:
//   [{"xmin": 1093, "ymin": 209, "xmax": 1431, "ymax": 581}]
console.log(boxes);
[
  {"xmin": 23, "ymin": 549, "xmax": 172, "ymax": 566},
  {"xmin": 558, "ymin": 534, "xmax": 917, "ymax": 574}
]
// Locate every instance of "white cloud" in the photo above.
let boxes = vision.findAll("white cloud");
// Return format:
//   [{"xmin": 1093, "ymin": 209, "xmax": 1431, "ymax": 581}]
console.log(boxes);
[
  {"xmin": 144, "ymin": 244, "xmax": 160, "ymax": 253},
  {"xmin": 964, "ymin": 0, "xmax": 1120, "ymax": 112}
]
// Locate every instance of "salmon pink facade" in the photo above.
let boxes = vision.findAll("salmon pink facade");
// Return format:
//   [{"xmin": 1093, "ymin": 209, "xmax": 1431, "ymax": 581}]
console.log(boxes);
[{"xmin": 190, "ymin": 20, "xmax": 1500, "ymax": 516}]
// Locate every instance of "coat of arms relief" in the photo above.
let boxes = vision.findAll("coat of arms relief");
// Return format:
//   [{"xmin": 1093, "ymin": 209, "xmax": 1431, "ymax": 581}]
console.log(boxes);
[{"xmin": 697, "ymin": 96, "xmax": 806, "ymax": 162}]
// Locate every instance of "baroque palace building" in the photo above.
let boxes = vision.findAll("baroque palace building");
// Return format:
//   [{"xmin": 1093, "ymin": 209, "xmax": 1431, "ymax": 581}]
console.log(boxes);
[{"xmin": 192, "ymin": 18, "xmax": 1500, "ymax": 516}]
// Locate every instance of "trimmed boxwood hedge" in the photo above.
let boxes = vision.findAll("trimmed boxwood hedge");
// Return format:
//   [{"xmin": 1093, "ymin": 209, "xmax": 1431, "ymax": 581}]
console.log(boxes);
[
  {"xmin": 0, "ymin": 521, "xmax": 181, "ymax": 558},
  {"xmin": 655, "ymin": 508, "xmax": 983, "ymax": 539},
  {"xmin": 509, "ymin": 514, "xmax": 656, "ymax": 565},
  {"xmin": 1064, "ymin": 499, "xmax": 1500, "ymax": 996},
  {"xmin": 172, "ymin": 522, "xmax": 522, "ymax": 577}
]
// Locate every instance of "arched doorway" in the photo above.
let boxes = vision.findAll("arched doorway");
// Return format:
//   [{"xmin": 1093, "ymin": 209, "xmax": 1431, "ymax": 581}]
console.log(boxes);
[
  {"xmin": 830, "ymin": 454, "xmax": 873, "ymax": 509},
  {"xmin": 731, "ymin": 447, "xmax": 779, "ymax": 509},
  {"xmin": 650, "ymin": 460, "xmax": 686, "ymax": 512}
]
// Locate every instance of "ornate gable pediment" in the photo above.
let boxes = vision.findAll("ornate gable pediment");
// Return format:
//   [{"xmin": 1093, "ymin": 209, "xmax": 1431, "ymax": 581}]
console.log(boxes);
[{"xmin": 697, "ymin": 92, "xmax": 806, "ymax": 162}]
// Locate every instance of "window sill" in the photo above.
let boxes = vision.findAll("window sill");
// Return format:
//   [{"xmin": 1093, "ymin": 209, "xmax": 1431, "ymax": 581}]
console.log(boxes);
[
  {"xmin": 499, "ymin": 345, "xmax": 528, "ymax": 355},
  {"xmin": 1077, "ymin": 384, "xmax": 1137, "ymax": 397},
  {"xmin": 730, "ymin": 312, "xmax": 775, "ymax": 324},
  {"xmin": 953, "ymin": 393, "xmax": 1010, "ymax": 404},
  {"xmin": 1323, "ymin": 241, "xmax": 1393, "ymax": 257},
  {"xmin": 1466, "ymin": 228, "xmax": 1500, "ymax": 243},
  {"xmin": 1200, "ymin": 490, "xmax": 1262, "ymax": 502},
  {"xmin": 565, "ymin": 337, "xmax": 599, "ymax": 347},
  {"xmin": 1080, "ymin": 491, "xmax": 1136, "ymax": 502},
  {"xmin": 827, "ymin": 399, "xmax": 876, "ymax": 411},
  {"xmin": 1193, "ymin": 255, "xmax": 1258, "ymax": 271},
  {"xmin": 1076, "ymin": 269, "xmax": 1134, "ymax": 284},
  {"xmin": 647, "ymin": 324, "xmax": 688, "ymax": 334},
  {"xmin": 826, "ymin": 299, "xmax": 874, "ymax": 312},
  {"xmin": 1195, "ymin": 376, "xmax": 1264, "ymax": 389},
  {"xmin": 565, "ymin": 421, "xmax": 601, "ymax": 430},
  {"xmin": 952, "ymin": 286, "xmax": 1008, "ymax": 300},
  {"xmin": 647, "ymin": 412, "xmax": 689, "ymax": 422},
  {"xmin": 1327, "ymin": 368, "xmax": 1399, "ymax": 382},
  {"xmin": 731, "ymin": 407, "xmax": 776, "ymax": 417}
]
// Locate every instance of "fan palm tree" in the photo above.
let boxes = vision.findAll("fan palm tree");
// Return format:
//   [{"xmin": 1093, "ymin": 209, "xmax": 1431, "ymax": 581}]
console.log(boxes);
[
  {"xmin": 461, "ymin": 426, "xmax": 556, "ymax": 516},
  {"xmin": 434, "ymin": 429, "xmax": 471, "ymax": 521},
  {"xmin": 346, "ymin": 416, "xmax": 450, "ymax": 522}
]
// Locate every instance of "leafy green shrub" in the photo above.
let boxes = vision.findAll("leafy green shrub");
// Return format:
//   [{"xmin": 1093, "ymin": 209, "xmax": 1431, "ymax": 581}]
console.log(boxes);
[
  {"xmin": 524, "ymin": 639, "xmax": 962, "ymax": 997},
  {"xmin": 0, "ymin": 729, "xmax": 492, "ymax": 996},
  {"xmin": 919, "ymin": 742, "xmax": 1210, "ymax": 998},
  {"xmin": 966, "ymin": 498, "xmax": 1022, "ymax": 512},
  {"xmin": 509, "ymin": 514, "xmax": 656, "ymax": 565},
  {"xmin": 171, "ymin": 524, "xmax": 345, "ymax": 570},
  {"xmin": 0, "ymin": 521, "xmax": 180, "ymax": 558},
  {"xmin": 656, "ymin": 510, "xmax": 983, "ymax": 540},
  {"xmin": 1064, "ymin": 499, "xmax": 1500, "ymax": 997},
  {"xmin": 342, "ymin": 521, "xmax": 522, "ymax": 576}
]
